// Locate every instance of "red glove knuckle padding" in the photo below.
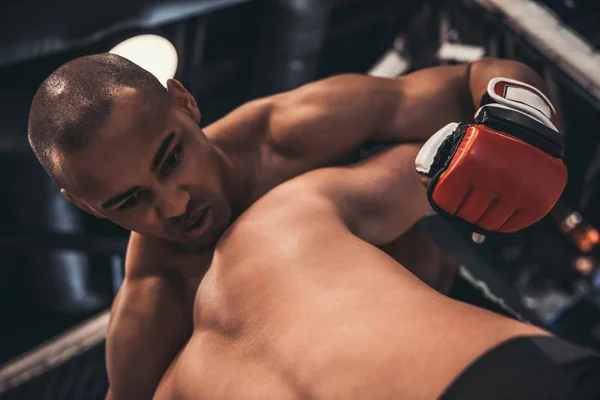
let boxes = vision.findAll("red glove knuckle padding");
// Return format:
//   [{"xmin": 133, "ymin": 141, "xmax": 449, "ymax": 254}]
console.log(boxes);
[{"xmin": 432, "ymin": 125, "xmax": 568, "ymax": 233}]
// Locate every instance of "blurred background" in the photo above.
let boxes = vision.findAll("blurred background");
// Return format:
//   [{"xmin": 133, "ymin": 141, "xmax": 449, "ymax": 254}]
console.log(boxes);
[{"xmin": 0, "ymin": 0, "xmax": 599, "ymax": 398}]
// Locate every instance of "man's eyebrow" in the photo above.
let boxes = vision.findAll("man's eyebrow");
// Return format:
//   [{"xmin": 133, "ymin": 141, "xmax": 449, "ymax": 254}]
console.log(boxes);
[
  {"xmin": 151, "ymin": 132, "xmax": 175, "ymax": 173},
  {"xmin": 101, "ymin": 186, "xmax": 142, "ymax": 210},
  {"xmin": 101, "ymin": 132, "xmax": 175, "ymax": 210}
]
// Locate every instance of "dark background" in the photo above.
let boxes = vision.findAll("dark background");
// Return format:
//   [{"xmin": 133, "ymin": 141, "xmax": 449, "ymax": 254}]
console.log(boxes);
[{"xmin": 0, "ymin": 0, "xmax": 600, "ymax": 398}]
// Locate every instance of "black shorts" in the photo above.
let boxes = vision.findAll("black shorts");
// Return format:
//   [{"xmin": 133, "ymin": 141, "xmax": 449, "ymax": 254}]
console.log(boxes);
[{"xmin": 441, "ymin": 335, "xmax": 600, "ymax": 400}]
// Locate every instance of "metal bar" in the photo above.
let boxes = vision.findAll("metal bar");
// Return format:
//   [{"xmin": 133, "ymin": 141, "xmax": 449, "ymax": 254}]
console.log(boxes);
[
  {"xmin": 466, "ymin": 0, "xmax": 600, "ymax": 110},
  {"xmin": 368, "ymin": 41, "xmax": 411, "ymax": 78},
  {"xmin": 0, "ymin": 311, "xmax": 110, "ymax": 394}
]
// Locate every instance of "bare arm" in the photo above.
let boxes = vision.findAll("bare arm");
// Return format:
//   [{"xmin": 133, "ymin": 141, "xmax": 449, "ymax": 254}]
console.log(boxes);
[
  {"xmin": 316, "ymin": 144, "xmax": 431, "ymax": 245},
  {"xmin": 386, "ymin": 57, "xmax": 549, "ymax": 142},
  {"xmin": 263, "ymin": 143, "xmax": 430, "ymax": 247},
  {"xmin": 105, "ymin": 234, "xmax": 194, "ymax": 400},
  {"xmin": 106, "ymin": 275, "xmax": 192, "ymax": 400},
  {"xmin": 268, "ymin": 58, "xmax": 548, "ymax": 163}
]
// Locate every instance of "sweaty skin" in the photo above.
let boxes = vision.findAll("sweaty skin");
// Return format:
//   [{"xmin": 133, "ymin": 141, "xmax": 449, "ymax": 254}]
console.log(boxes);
[
  {"xmin": 84, "ymin": 58, "xmax": 548, "ymax": 399},
  {"xmin": 154, "ymin": 144, "xmax": 548, "ymax": 400}
]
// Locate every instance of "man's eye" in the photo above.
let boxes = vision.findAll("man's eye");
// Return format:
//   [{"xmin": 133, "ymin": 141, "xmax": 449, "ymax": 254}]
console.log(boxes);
[
  {"xmin": 118, "ymin": 193, "xmax": 140, "ymax": 211},
  {"xmin": 162, "ymin": 145, "xmax": 182, "ymax": 175}
]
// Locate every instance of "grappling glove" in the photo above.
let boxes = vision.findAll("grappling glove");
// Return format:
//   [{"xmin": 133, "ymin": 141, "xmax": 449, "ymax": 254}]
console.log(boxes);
[{"xmin": 415, "ymin": 77, "xmax": 567, "ymax": 234}]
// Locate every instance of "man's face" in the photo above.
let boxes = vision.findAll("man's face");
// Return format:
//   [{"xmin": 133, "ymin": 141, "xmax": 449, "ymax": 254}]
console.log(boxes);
[{"xmin": 64, "ymin": 84, "xmax": 232, "ymax": 246}]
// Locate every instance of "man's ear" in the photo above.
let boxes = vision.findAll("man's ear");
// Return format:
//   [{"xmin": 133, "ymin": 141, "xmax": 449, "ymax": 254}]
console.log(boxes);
[
  {"xmin": 166, "ymin": 79, "xmax": 201, "ymax": 124},
  {"xmin": 61, "ymin": 188, "xmax": 105, "ymax": 219}
]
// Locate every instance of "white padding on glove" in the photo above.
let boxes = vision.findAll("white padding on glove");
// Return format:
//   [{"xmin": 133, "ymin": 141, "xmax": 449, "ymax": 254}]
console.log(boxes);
[{"xmin": 415, "ymin": 122, "xmax": 459, "ymax": 175}]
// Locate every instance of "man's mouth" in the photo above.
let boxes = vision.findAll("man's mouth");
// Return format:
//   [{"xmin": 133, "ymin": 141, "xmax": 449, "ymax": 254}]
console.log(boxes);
[{"xmin": 182, "ymin": 208, "xmax": 213, "ymax": 238}]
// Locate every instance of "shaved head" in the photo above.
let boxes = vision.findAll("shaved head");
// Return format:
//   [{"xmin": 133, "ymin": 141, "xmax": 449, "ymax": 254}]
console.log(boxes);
[
  {"xmin": 26, "ymin": 52, "xmax": 227, "ymax": 245},
  {"xmin": 27, "ymin": 53, "xmax": 168, "ymax": 188}
]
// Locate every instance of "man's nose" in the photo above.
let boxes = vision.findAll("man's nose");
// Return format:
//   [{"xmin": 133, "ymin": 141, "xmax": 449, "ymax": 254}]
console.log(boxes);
[{"xmin": 157, "ymin": 184, "xmax": 191, "ymax": 221}]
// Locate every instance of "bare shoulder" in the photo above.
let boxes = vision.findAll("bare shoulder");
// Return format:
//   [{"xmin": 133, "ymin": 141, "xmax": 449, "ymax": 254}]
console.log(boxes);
[
  {"xmin": 203, "ymin": 97, "xmax": 275, "ymax": 145},
  {"xmin": 219, "ymin": 143, "xmax": 427, "ymax": 255},
  {"xmin": 206, "ymin": 74, "xmax": 402, "ymax": 164},
  {"xmin": 267, "ymin": 74, "xmax": 402, "ymax": 155},
  {"xmin": 216, "ymin": 172, "xmax": 339, "ymax": 255},
  {"xmin": 271, "ymin": 73, "xmax": 396, "ymax": 111}
]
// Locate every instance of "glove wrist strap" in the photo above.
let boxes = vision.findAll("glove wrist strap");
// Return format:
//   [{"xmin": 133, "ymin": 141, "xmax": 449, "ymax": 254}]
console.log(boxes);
[
  {"xmin": 474, "ymin": 105, "xmax": 564, "ymax": 158},
  {"xmin": 480, "ymin": 77, "xmax": 558, "ymax": 131}
]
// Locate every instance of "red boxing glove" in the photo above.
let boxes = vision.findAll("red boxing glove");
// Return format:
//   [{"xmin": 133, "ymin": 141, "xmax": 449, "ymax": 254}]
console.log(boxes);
[{"xmin": 415, "ymin": 77, "xmax": 568, "ymax": 234}]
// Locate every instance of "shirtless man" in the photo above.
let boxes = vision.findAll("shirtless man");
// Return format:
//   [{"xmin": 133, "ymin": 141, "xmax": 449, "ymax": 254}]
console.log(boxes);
[
  {"xmin": 153, "ymin": 143, "xmax": 597, "ymax": 399},
  {"xmin": 27, "ymin": 54, "xmax": 566, "ymax": 399},
  {"xmin": 155, "ymin": 143, "xmax": 598, "ymax": 400}
]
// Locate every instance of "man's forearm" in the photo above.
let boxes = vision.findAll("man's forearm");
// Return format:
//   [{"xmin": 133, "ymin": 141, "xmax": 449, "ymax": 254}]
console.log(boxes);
[
  {"xmin": 379, "ymin": 58, "xmax": 551, "ymax": 145},
  {"xmin": 326, "ymin": 144, "xmax": 431, "ymax": 246}
]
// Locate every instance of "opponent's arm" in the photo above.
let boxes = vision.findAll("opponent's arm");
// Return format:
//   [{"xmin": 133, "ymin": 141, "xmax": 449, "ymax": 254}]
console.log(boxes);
[
  {"xmin": 266, "ymin": 58, "xmax": 564, "ymax": 236},
  {"xmin": 288, "ymin": 143, "xmax": 430, "ymax": 246},
  {"xmin": 415, "ymin": 66, "xmax": 566, "ymax": 233},
  {"xmin": 285, "ymin": 57, "xmax": 563, "ymax": 234},
  {"xmin": 268, "ymin": 57, "xmax": 548, "ymax": 161},
  {"xmin": 105, "ymin": 274, "xmax": 192, "ymax": 400},
  {"xmin": 303, "ymin": 133, "xmax": 563, "ymax": 246}
]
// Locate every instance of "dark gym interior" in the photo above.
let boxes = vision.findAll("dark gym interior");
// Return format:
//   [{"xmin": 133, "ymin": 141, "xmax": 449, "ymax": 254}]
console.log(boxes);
[{"xmin": 1, "ymin": 0, "xmax": 600, "ymax": 398}]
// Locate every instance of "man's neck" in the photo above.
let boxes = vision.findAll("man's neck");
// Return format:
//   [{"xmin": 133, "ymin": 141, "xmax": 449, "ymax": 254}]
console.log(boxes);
[{"xmin": 213, "ymin": 142, "xmax": 261, "ymax": 218}]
